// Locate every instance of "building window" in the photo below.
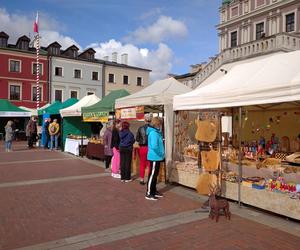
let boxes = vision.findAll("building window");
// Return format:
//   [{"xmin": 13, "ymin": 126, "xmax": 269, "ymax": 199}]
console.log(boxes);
[
  {"xmin": 55, "ymin": 67, "xmax": 63, "ymax": 76},
  {"xmin": 256, "ymin": 22, "xmax": 264, "ymax": 39},
  {"xmin": 9, "ymin": 60, "xmax": 21, "ymax": 72},
  {"xmin": 230, "ymin": 31, "xmax": 237, "ymax": 48},
  {"xmin": 74, "ymin": 69, "xmax": 81, "ymax": 79},
  {"xmin": 51, "ymin": 47, "xmax": 60, "ymax": 55},
  {"xmin": 70, "ymin": 90, "xmax": 78, "ymax": 99},
  {"xmin": 10, "ymin": 85, "xmax": 21, "ymax": 100},
  {"xmin": 123, "ymin": 75, "xmax": 129, "ymax": 85},
  {"xmin": 0, "ymin": 37, "xmax": 7, "ymax": 47},
  {"xmin": 54, "ymin": 89, "xmax": 63, "ymax": 102},
  {"xmin": 32, "ymin": 63, "xmax": 43, "ymax": 75},
  {"xmin": 286, "ymin": 13, "xmax": 295, "ymax": 32},
  {"xmin": 32, "ymin": 86, "xmax": 42, "ymax": 101},
  {"xmin": 137, "ymin": 77, "xmax": 142, "ymax": 86},
  {"xmin": 108, "ymin": 73, "xmax": 115, "ymax": 83},
  {"xmin": 92, "ymin": 71, "xmax": 99, "ymax": 81},
  {"xmin": 87, "ymin": 92, "xmax": 95, "ymax": 95},
  {"xmin": 231, "ymin": 6, "xmax": 238, "ymax": 18}
]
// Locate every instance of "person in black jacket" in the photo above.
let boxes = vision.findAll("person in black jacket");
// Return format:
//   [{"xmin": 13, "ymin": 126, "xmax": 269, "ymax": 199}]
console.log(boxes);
[
  {"xmin": 119, "ymin": 121, "xmax": 135, "ymax": 182},
  {"xmin": 111, "ymin": 119, "xmax": 121, "ymax": 178},
  {"xmin": 136, "ymin": 113, "xmax": 152, "ymax": 185}
]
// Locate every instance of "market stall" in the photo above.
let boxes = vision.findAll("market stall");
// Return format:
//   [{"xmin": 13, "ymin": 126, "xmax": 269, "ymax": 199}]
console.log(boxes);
[
  {"xmin": 0, "ymin": 99, "xmax": 32, "ymax": 140},
  {"xmin": 81, "ymin": 89, "xmax": 130, "ymax": 160},
  {"xmin": 172, "ymin": 50, "xmax": 300, "ymax": 220},
  {"xmin": 60, "ymin": 94, "xmax": 100, "ymax": 155},
  {"xmin": 115, "ymin": 77, "xmax": 191, "ymax": 179}
]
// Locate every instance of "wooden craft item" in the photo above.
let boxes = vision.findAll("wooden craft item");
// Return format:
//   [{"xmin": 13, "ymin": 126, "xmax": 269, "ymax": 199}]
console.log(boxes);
[
  {"xmin": 196, "ymin": 173, "xmax": 217, "ymax": 195},
  {"xmin": 201, "ymin": 149, "xmax": 220, "ymax": 171},
  {"xmin": 195, "ymin": 120, "xmax": 218, "ymax": 142},
  {"xmin": 280, "ymin": 136, "xmax": 290, "ymax": 152}
]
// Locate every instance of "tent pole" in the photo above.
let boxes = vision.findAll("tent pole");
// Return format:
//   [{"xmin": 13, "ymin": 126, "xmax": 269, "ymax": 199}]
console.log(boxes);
[
  {"xmin": 81, "ymin": 116, "xmax": 83, "ymax": 158},
  {"xmin": 238, "ymin": 107, "xmax": 242, "ymax": 207},
  {"xmin": 61, "ymin": 117, "xmax": 63, "ymax": 151},
  {"xmin": 162, "ymin": 105, "xmax": 167, "ymax": 184}
]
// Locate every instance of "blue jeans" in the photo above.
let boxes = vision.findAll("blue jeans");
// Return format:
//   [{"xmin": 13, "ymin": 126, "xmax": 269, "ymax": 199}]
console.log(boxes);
[
  {"xmin": 50, "ymin": 135, "xmax": 59, "ymax": 150},
  {"xmin": 5, "ymin": 140, "xmax": 12, "ymax": 151}
]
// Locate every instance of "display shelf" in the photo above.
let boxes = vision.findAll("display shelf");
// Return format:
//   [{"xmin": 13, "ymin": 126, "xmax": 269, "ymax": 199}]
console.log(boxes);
[{"xmin": 222, "ymin": 181, "xmax": 300, "ymax": 220}]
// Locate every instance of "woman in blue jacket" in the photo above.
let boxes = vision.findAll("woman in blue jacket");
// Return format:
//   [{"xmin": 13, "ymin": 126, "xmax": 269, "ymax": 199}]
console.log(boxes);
[{"xmin": 146, "ymin": 117, "xmax": 165, "ymax": 200}]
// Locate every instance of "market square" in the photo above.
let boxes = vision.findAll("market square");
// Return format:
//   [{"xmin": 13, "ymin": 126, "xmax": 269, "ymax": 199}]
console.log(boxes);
[{"xmin": 1, "ymin": 0, "xmax": 300, "ymax": 249}]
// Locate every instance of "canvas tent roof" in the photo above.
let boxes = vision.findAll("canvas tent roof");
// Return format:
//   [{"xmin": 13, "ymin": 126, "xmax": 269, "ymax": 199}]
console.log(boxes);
[
  {"xmin": 173, "ymin": 50, "xmax": 300, "ymax": 110},
  {"xmin": 19, "ymin": 106, "xmax": 38, "ymax": 116},
  {"xmin": 115, "ymin": 77, "xmax": 191, "ymax": 108},
  {"xmin": 82, "ymin": 89, "xmax": 129, "ymax": 114},
  {"xmin": 0, "ymin": 99, "xmax": 31, "ymax": 117},
  {"xmin": 60, "ymin": 94, "xmax": 101, "ymax": 117},
  {"xmin": 45, "ymin": 98, "xmax": 78, "ymax": 115},
  {"xmin": 115, "ymin": 77, "xmax": 191, "ymax": 171}
]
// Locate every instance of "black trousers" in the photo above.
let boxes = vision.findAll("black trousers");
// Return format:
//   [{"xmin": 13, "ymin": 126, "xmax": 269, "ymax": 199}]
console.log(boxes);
[
  {"xmin": 146, "ymin": 161, "xmax": 161, "ymax": 196},
  {"xmin": 105, "ymin": 155, "xmax": 112, "ymax": 169},
  {"xmin": 120, "ymin": 147, "xmax": 132, "ymax": 180},
  {"xmin": 28, "ymin": 134, "xmax": 36, "ymax": 148}
]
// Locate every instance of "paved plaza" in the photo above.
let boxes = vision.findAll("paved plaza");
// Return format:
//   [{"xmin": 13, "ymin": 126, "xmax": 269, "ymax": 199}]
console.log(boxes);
[{"xmin": 0, "ymin": 142, "xmax": 299, "ymax": 250}]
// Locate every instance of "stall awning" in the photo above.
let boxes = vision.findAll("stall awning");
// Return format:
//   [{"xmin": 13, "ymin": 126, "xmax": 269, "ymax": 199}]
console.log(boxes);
[
  {"xmin": 82, "ymin": 89, "xmax": 130, "ymax": 122},
  {"xmin": 115, "ymin": 77, "xmax": 191, "ymax": 108},
  {"xmin": 45, "ymin": 98, "xmax": 78, "ymax": 115},
  {"xmin": 0, "ymin": 99, "xmax": 31, "ymax": 117},
  {"xmin": 60, "ymin": 94, "xmax": 101, "ymax": 117},
  {"xmin": 173, "ymin": 50, "xmax": 300, "ymax": 110}
]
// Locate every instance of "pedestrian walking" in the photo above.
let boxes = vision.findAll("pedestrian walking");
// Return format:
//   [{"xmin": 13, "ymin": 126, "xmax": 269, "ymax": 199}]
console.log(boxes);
[
  {"xmin": 111, "ymin": 119, "xmax": 121, "ymax": 178},
  {"xmin": 49, "ymin": 119, "xmax": 60, "ymax": 150},
  {"xmin": 26, "ymin": 116, "xmax": 37, "ymax": 149},
  {"xmin": 145, "ymin": 117, "xmax": 165, "ymax": 201},
  {"xmin": 119, "ymin": 121, "xmax": 135, "ymax": 182},
  {"xmin": 136, "ymin": 113, "xmax": 152, "ymax": 185},
  {"xmin": 4, "ymin": 120, "xmax": 14, "ymax": 152},
  {"xmin": 43, "ymin": 118, "xmax": 51, "ymax": 149},
  {"xmin": 103, "ymin": 120, "xmax": 113, "ymax": 169}
]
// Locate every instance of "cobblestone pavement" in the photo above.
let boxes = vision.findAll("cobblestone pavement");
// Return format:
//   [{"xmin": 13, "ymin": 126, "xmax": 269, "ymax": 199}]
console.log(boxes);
[{"xmin": 0, "ymin": 142, "xmax": 299, "ymax": 250}]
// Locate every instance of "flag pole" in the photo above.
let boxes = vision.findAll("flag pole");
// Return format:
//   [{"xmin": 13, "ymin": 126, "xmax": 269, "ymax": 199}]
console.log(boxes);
[{"xmin": 34, "ymin": 12, "xmax": 40, "ymax": 110}]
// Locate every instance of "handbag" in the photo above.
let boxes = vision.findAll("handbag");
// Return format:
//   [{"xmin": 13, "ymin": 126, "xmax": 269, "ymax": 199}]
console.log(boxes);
[
  {"xmin": 201, "ymin": 148, "xmax": 220, "ymax": 171},
  {"xmin": 195, "ymin": 120, "xmax": 218, "ymax": 142},
  {"xmin": 196, "ymin": 173, "xmax": 217, "ymax": 195}
]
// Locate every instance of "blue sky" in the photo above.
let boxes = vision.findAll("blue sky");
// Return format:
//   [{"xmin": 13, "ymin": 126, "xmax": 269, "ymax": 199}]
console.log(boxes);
[{"xmin": 0, "ymin": 0, "xmax": 221, "ymax": 80}]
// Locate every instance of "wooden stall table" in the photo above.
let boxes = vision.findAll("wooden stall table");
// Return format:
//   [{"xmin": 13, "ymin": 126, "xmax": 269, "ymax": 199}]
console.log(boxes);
[{"xmin": 86, "ymin": 142, "xmax": 105, "ymax": 160}]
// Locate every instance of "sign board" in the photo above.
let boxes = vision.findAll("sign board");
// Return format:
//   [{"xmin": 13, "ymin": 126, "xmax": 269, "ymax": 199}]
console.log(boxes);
[
  {"xmin": 83, "ymin": 111, "xmax": 109, "ymax": 123},
  {"xmin": 116, "ymin": 106, "xmax": 144, "ymax": 120}
]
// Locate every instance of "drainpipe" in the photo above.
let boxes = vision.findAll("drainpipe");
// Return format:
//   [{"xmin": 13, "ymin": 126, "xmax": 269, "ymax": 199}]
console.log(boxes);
[
  {"xmin": 48, "ymin": 56, "xmax": 52, "ymax": 103},
  {"xmin": 102, "ymin": 62, "xmax": 105, "ymax": 97}
]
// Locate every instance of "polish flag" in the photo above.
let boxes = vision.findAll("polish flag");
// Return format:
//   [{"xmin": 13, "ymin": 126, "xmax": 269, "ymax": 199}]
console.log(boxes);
[{"xmin": 33, "ymin": 12, "xmax": 39, "ymax": 33}]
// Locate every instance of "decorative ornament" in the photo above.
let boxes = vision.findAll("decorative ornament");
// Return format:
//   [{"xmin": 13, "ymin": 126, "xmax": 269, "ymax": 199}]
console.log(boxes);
[{"xmin": 269, "ymin": 117, "xmax": 273, "ymax": 123}]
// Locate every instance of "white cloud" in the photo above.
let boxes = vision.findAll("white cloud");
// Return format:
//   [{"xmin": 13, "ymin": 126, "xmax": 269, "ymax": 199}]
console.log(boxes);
[
  {"xmin": 88, "ymin": 39, "xmax": 173, "ymax": 81},
  {"xmin": 0, "ymin": 8, "xmax": 79, "ymax": 49},
  {"xmin": 125, "ymin": 15, "xmax": 188, "ymax": 44}
]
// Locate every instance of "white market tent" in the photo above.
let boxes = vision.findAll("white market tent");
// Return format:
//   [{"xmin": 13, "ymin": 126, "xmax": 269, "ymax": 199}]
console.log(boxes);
[
  {"xmin": 60, "ymin": 94, "xmax": 101, "ymax": 117},
  {"xmin": 115, "ymin": 77, "xmax": 191, "ymax": 169},
  {"xmin": 19, "ymin": 106, "xmax": 38, "ymax": 116},
  {"xmin": 173, "ymin": 50, "xmax": 300, "ymax": 110}
]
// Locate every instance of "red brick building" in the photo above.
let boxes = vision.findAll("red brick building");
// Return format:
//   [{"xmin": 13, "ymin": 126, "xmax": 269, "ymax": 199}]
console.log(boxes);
[{"xmin": 0, "ymin": 32, "xmax": 49, "ymax": 109}]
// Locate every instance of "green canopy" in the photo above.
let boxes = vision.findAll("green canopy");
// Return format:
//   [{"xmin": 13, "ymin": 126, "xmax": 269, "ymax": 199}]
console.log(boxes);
[
  {"xmin": 38, "ymin": 101, "xmax": 61, "ymax": 116},
  {"xmin": 83, "ymin": 89, "xmax": 130, "ymax": 113},
  {"xmin": 45, "ymin": 98, "xmax": 78, "ymax": 115},
  {"xmin": 0, "ymin": 99, "xmax": 31, "ymax": 117},
  {"xmin": 82, "ymin": 89, "xmax": 130, "ymax": 122}
]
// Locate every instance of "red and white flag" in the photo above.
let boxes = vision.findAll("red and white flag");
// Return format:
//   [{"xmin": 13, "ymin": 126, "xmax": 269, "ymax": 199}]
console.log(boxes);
[{"xmin": 33, "ymin": 12, "xmax": 39, "ymax": 33}]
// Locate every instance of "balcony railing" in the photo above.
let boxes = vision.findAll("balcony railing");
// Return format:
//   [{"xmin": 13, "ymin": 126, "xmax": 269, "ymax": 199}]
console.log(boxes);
[{"xmin": 188, "ymin": 33, "xmax": 300, "ymax": 88}]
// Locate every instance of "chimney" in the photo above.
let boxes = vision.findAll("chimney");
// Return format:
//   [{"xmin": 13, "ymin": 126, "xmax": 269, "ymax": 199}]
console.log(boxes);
[
  {"xmin": 103, "ymin": 56, "xmax": 109, "ymax": 61},
  {"xmin": 121, "ymin": 53, "xmax": 128, "ymax": 65},
  {"xmin": 112, "ymin": 52, "xmax": 118, "ymax": 63}
]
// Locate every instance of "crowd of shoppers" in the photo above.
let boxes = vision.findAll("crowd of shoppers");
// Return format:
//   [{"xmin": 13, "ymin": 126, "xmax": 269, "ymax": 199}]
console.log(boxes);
[{"xmin": 102, "ymin": 114, "xmax": 165, "ymax": 201}]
